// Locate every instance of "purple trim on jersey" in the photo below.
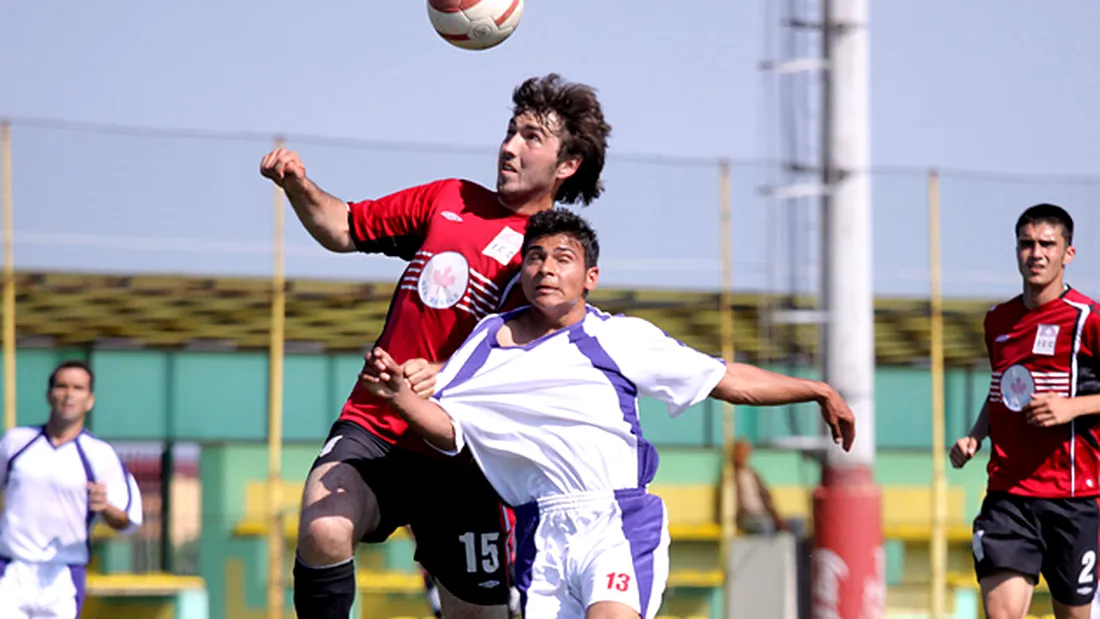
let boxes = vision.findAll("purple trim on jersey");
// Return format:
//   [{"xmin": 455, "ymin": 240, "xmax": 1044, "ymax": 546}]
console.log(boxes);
[
  {"xmin": 569, "ymin": 327, "xmax": 660, "ymax": 487},
  {"xmin": 70, "ymin": 564, "xmax": 87, "ymax": 616},
  {"xmin": 73, "ymin": 437, "xmax": 97, "ymax": 555},
  {"xmin": 5, "ymin": 428, "xmax": 45, "ymax": 477},
  {"xmin": 511, "ymin": 500, "xmax": 541, "ymax": 617},
  {"xmin": 434, "ymin": 315, "xmax": 505, "ymax": 399},
  {"xmin": 614, "ymin": 488, "xmax": 665, "ymax": 619},
  {"xmin": 489, "ymin": 307, "xmax": 588, "ymax": 352},
  {"xmin": 0, "ymin": 556, "xmax": 7, "ymax": 578},
  {"xmin": 116, "ymin": 454, "xmax": 134, "ymax": 514}
]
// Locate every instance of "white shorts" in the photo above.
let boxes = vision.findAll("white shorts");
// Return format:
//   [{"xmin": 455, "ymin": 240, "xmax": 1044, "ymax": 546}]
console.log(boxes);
[
  {"xmin": 0, "ymin": 557, "xmax": 87, "ymax": 619},
  {"xmin": 512, "ymin": 488, "xmax": 671, "ymax": 619}
]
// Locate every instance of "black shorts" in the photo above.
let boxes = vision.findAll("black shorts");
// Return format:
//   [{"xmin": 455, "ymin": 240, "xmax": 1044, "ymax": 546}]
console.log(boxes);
[
  {"xmin": 972, "ymin": 491, "xmax": 1100, "ymax": 606},
  {"xmin": 311, "ymin": 419, "xmax": 511, "ymax": 606}
]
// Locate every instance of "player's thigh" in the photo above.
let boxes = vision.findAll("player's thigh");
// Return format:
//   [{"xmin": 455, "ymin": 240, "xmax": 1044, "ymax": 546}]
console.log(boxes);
[
  {"xmin": 972, "ymin": 492, "xmax": 1043, "ymax": 611},
  {"xmin": 582, "ymin": 493, "xmax": 670, "ymax": 619},
  {"xmin": 586, "ymin": 601, "xmax": 641, "ymax": 619},
  {"xmin": 1040, "ymin": 497, "xmax": 1100, "ymax": 614},
  {"xmin": 980, "ymin": 571, "xmax": 1036, "ymax": 619},
  {"xmin": 298, "ymin": 421, "xmax": 405, "ymax": 562},
  {"xmin": 0, "ymin": 560, "xmax": 31, "ymax": 619},
  {"xmin": 410, "ymin": 455, "xmax": 512, "ymax": 610}
]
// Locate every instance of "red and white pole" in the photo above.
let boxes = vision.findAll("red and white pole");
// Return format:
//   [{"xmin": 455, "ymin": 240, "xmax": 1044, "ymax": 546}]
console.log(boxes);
[{"xmin": 813, "ymin": 0, "xmax": 883, "ymax": 617}]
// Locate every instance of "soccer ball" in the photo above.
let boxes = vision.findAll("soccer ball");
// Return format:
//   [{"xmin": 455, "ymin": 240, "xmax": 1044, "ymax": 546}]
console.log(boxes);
[{"xmin": 427, "ymin": 0, "xmax": 524, "ymax": 51}]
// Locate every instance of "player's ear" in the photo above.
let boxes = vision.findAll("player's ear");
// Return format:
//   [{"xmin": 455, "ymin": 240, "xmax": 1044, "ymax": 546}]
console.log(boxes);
[
  {"xmin": 1064, "ymin": 244, "xmax": 1076, "ymax": 266},
  {"xmin": 556, "ymin": 156, "xmax": 581, "ymax": 181},
  {"xmin": 584, "ymin": 266, "xmax": 599, "ymax": 293}
]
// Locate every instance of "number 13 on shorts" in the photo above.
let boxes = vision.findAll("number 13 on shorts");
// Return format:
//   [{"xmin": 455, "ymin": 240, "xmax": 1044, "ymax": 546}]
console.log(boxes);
[
  {"xmin": 587, "ymin": 564, "xmax": 642, "ymax": 611},
  {"xmin": 606, "ymin": 572, "xmax": 631, "ymax": 591}
]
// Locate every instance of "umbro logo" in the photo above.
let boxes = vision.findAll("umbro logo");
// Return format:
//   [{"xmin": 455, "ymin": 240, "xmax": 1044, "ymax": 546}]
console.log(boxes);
[
  {"xmin": 995, "ymin": 334, "xmax": 1010, "ymax": 342},
  {"xmin": 441, "ymin": 211, "xmax": 463, "ymax": 222}
]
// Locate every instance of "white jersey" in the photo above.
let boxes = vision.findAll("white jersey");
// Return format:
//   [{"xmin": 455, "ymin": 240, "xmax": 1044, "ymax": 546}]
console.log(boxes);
[
  {"xmin": 431, "ymin": 305, "xmax": 727, "ymax": 507},
  {"xmin": 0, "ymin": 426, "xmax": 143, "ymax": 565}
]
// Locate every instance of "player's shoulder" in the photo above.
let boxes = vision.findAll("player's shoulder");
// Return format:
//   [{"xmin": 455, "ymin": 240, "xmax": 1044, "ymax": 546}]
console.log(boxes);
[
  {"xmin": 76, "ymin": 431, "xmax": 123, "ymax": 459},
  {"xmin": 428, "ymin": 178, "xmax": 495, "ymax": 205},
  {"xmin": 581, "ymin": 306, "xmax": 666, "ymax": 341},
  {"xmin": 984, "ymin": 295, "xmax": 1023, "ymax": 322},
  {"xmin": 1062, "ymin": 286, "xmax": 1100, "ymax": 310},
  {"xmin": 1, "ymin": 425, "xmax": 44, "ymax": 450}
]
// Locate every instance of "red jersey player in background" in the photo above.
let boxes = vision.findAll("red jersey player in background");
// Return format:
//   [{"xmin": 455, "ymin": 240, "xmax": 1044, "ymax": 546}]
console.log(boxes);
[
  {"xmin": 951, "ymin": 203, "xmax": 1100, "ymax": 619},
  {"xmin": 259, "ymin": 74, "xmax": 611, "ymax": 619}
]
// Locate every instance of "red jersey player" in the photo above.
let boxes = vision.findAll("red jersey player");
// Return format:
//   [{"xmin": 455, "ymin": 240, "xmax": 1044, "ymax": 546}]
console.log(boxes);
[
  {"xmin": 951, "ymin": 203, "xmax": 1100, "ymax": 619},
  {"xmin": 259, "ymin": 74, "xmax": 612, "ymax": 619}
]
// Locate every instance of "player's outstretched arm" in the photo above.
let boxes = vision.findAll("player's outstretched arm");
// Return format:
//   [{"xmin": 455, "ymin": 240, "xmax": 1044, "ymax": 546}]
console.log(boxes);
[
  {"xmin": 712, "ymin": 363, "xmax": 855, "ymax": 451},
  {"xmin": 260, "ymin": 148, "xmax": 356, "ymax": 253},
  {"xmin": 360, "ymin": 348, "xmax": 458, "ymax": 453}
]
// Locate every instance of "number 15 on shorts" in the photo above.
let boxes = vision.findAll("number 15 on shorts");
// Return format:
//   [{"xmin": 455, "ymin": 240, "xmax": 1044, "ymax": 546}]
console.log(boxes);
[{"xmin": 459, "ymin": 532, "xmax": 500, "ymax": 574}]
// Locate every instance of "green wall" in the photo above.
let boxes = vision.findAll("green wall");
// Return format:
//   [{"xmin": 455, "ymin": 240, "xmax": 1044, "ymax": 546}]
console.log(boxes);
[{"xmin": 0, "ymin": 347, "xmax": 989, "ymax": 449}]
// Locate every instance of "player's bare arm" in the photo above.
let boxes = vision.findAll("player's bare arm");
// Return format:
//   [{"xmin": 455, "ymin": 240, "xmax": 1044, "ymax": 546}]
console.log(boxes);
[
  {"xmin": 1025, "ymin": 392, "xmax": 1100, "ymax": 428},
  {"xmin": 87, "ymin": 482, "xmax": 132, "ymax": 531},
  {"xmin": 259, "ymin": 148, "xmax": 356, "ymax": 253},
  {"xmin": 360, "ymin": 348, "xmax": 457, "ymax": 451},
  {"xmin": 711, "ymin": 363, "xmax": 855, "ymax": 451},
  {"xmin": 950, "ymin": 402, "xmax": 990, "ymax": 469}
]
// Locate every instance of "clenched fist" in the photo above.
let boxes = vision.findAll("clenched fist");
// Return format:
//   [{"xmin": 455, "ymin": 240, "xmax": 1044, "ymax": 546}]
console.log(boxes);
[
  {"xmin": 949, "ymin": 436, "xmax": 981, "ymax": 469},
  {"xmin": 260, "ymin": 148, "xmax": 307, "ymax": 189},
  {"xmin": 87, "ymin": 482, "xmax": 108, "ymax": 512}
]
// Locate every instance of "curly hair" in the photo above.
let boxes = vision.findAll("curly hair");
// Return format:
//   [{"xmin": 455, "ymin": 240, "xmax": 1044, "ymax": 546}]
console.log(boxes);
[{"xmin": 511, "ymin": 74, "xmax": 612, "ymax": 206}]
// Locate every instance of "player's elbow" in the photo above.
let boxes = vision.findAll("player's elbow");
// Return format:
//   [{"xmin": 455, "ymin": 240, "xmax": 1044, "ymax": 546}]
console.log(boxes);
[{"xmin": 312, "ymin": 226, "xmax": 357, "ymax": 254}]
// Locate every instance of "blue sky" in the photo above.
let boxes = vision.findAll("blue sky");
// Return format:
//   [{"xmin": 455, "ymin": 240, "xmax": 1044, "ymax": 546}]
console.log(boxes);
[{"xmin": 2, "ymin": 0, "xmax": 1099, "ymax": 298}]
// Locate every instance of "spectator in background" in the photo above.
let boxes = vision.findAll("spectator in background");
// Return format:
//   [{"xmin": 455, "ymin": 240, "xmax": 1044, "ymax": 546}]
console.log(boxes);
[{"xmin": 733, "ymin": 440, "xmax": 787, "ymax": 536}]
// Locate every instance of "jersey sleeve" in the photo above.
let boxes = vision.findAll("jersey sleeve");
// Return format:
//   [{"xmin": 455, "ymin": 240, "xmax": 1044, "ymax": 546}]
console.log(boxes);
[
  {"xmin": 90, "ymin": 443, "xmax": 143, "ymax": 535},
  {"xmin": 605, "ymin": 317, "xmax": 728, "ymax": 418},
  {"xmin": 346, "ymin": 179, "xmax": 452, "ymax": 260}
]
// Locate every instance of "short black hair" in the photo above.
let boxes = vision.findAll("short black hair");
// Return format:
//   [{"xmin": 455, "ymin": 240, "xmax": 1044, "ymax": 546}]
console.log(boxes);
[
  {"xmin": 49, "ymin": 359, "xmax": 94, "ymax": 392},
  {"xmin": 1016, "ymin": 203, "xmax": 1074, "ymax": 246},
  {"xmin": 522, "ymin": 208, "xmax": 600, "ymax": 269}
]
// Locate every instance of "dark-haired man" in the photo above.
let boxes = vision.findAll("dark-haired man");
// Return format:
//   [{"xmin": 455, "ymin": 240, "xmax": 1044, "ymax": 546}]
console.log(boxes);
[
  {"xmin": 0, "ymin": 360, "xmax": 143, "ymax": 619},
  {"xmin": 361, "ymin": 208, "xmax": 855, "ymax": 619},
  {"xmin": 260, "ymin": 74, "xmax": 613, "ymax": 619},
  {"xmin": 952, "ymin": 204, "xmax": 1100, "ymax": 619}
]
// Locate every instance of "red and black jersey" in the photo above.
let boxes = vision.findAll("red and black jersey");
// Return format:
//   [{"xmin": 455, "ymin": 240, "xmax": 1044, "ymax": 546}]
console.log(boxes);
[
  {"xmin": 984, "ymin": 286, "xmax": 1100, "ymax": 498},
  {"xmin": 338, "ymin": 178, "xmax": 530, "ymax": 452}
]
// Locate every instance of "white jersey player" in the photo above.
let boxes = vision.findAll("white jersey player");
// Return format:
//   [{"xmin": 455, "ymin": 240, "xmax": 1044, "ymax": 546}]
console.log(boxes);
[
  {"xmin": 0, "ymin": 360, "xmax": 143, "ymax": 619},
  {"xmin": 361, "ymin": 209, "xmax": 856, "ymax": 619}
]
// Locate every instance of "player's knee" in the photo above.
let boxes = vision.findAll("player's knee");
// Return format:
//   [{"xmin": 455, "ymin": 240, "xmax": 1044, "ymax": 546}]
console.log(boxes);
[{"xmin": 298, "ymin": 515, "xmax": 355, "ymax": 565}]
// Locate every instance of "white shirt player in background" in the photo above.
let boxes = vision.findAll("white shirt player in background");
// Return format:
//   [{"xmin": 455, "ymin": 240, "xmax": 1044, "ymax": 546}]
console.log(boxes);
[
  {"xmin": 360, "ymin": 209, "xmax": 856, "ymax": 619},
  {"xmin": 0, "ymin": 360, "xmax": 143, "ymax": 619}
]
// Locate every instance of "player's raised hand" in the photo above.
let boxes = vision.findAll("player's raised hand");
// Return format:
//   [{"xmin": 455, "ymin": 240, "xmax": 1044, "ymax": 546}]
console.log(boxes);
[
  {"xmin": 259, "ymin": 148, "xmax": 307, "ymax": 189},
  {"xmin": 87, "ymin": 482, "xmax": 108, "ymax": 512},
  {"xmin": 359, "ymin": 347, "xmax": 406, "ymax": 400},
  {"xmin": 402, "ymin": 358, "xmax": 438, "ymax": 399},
  {"xmin": 949, "ymin": 436, "xmax": 980, "ymax": 469},
  {"xmin": 1024, "ymin": 392, "xmax": 1077, "ymax": 427},
  {"xmin": 819, "ymin": 390, "xmax": 856, "ymax": 452}
]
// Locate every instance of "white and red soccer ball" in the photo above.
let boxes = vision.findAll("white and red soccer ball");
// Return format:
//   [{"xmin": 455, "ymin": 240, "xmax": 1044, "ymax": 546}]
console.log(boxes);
[{"xmin": 427, "ymin": 0, "xmax": 524, "ymax": 51}]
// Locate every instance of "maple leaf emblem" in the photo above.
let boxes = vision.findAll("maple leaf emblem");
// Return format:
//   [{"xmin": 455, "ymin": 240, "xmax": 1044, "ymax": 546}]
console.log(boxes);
[
  {"xmin": 432, "ymin": 266, "xmax": 455, "ymax": 289},
  {"xmin": 1011, "ymin": 375, "xmax": 1027, "ymax": 395}
]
